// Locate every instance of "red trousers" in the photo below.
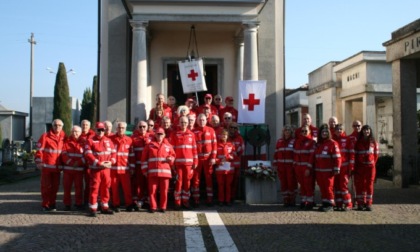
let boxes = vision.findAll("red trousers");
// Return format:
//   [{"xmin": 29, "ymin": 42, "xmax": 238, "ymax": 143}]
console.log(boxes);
[
  {"xmin": 354, "ymin": 165, "xmax": 376, "ymax": 206},
  {"xmin": 294, "ymin": 166, "xmax": 314, "ymax": 203},
  {"xmin": 230, "ymin": 167, "xmax": 241, "ymax": 200},
  {"xmin": 174, "ymin": 165, "xmax": 193, "ymax": 206},
  {"xmin": 40, "ymin": 170, "xmax": 61, "ymax": 208},
  {"xmin": 89, "ymin": 168, "xmax": 111, "ymax": 211},
  {"xmin": 191, "ymin": 159, "xmax": 213, "ymax": 203},
  {"xmin": 334, "ymin": 166, "xmax": 352, "ymax": 208},
  {"xmin": 63, "ymin": 170, "xmax": 84, "ymax": 206},
  {"xmin": 277, "ymin": 165, "xmax": 297, "ymax": 205},
  {"xmin": 148, "ymin": 176, "xmax": 170, "ymax": 210},
  {"xmin": 132, "ymin": 168, "xmax": 148, "ymax": 203},
  {"xmin": 316, "ymin": 171, "xmax": 335, "ymax": 206},
  {"xmin": 110, "ymin": 171, "xmax": 133, "ymax": 207},
  {"xmin": 216, "ymin": 173, "xmax": 234, "ymax": 203}
]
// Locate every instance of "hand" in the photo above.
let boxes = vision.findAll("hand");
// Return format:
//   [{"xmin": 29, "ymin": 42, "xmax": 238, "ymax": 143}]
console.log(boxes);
[
  {"xmin": 209, "ymin": 159, "xmax": 216, "ymax": 166},
  {"xmin": 166, "ymin": 156, "xmax": 173, "ymax": 162},
  {"xmin": 36, "ymin": 163, "xmax": 43, "ymax": 170}
]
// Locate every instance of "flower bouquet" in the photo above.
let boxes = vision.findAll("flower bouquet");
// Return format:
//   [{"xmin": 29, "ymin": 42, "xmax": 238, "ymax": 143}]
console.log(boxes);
[{"xmin": 245, "ymin": 161, "xmax": 276, "ymax": 181}]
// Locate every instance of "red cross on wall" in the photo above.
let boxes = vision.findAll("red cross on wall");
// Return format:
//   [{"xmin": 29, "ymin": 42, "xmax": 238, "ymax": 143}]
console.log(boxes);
[
  {"xmin": 243, "ymin": 93, "xmax": 260, "ymax": 111},
  {"xmin": 187, "ymin": 69, "xmax": 198, "ymax": 81}
]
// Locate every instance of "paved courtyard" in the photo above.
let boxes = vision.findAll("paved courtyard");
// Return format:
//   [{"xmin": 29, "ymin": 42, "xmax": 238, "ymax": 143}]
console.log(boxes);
[{"xmin": 0, "ymin": 176, "xmax": 420, "ymax": 251}]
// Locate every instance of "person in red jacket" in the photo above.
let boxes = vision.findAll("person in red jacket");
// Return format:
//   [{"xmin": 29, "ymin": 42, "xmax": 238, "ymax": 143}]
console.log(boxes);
[
  {"xmin": 148, "ymin": 93, "xmax": 172, "ymax": 121},
  {"xmin": 348, "ymin": 120, "xmax": 362, "ymax": 145},
  {"xmin": 295, "ymin": 113, "xmax": 318, "ymax": 142},
  {"xmin": 328, "ymin": 116, "xmax": 338, "ymax": 138},
  {"xmin": 312, "ymin": 124, "xmax": 342, "ymax": 212},
  {"xmin": 141, "ymin": 127, "xmax": 176, "ymax": 213},
  {"xmin": 131, "ymin": 121, "xmax": 152, "ymax": 210},
  {"xmin": 333, "ymin": 124, "xmax": 355, "ymax": 211},
  {"xmin": 110, "ymin": 121, "xmax": 135, "ymax": 212},
  {"xmin": 35, "ymin": 119, "xmax": 66, "ymax": 212},
  {"xmin": 84, "ymin": 122, "xmax": 117, "ymax": 217},
  {"xmin": 228, "ymin": 122, "xmax": 244, "ymax": 201},
  {"xmin": 213, "ymin": 94, "xmax": 224, "ymax": 116},
  {"xmin": 273, "ymin": 125, "xmax": 297, "ymax": 207},
  {"xmin": 191, "ymin": 114, "xmax": 217, "ymax": 207},
  {"xmin": 293, "ymin": 125, "xmax": 316, "ymax": 210},
  {"xmin": 197, "ymin": 93, "xmax": 218, "ymax": 115},
  {"xmin": 215, "ymin": 129, "xmax": 236, "ymax": 206},
  {"xmin": 80, "ymin": 119, "xmax": 95, "ymax": 205},
  {"xmin": 61, "ymin": 125, "xmax": 85, "ymax": 211},
  {"xmin": 219, "ymin": 96, "xmax": 238, "ymax": 122},
  {"xmin": 169, "ymin": 116, "xmax": 198, "ymax": 210},
  {"xmin": 354, "ymin": 124, "xmax": 379, "ymax": 211}
]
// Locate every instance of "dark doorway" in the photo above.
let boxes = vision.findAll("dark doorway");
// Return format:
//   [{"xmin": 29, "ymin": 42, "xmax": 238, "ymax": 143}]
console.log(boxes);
[{"xmin": 167, "ymin": 64, "xmax": 218, "ymax": 106}]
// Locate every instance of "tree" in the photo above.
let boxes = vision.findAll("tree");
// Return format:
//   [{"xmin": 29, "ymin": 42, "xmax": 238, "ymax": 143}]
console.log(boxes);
[
  {"xmin": 52, "ymin": 62, "xmax": 72, "ymax": 135},
  {"xmin": 80, "ymin": 88, "xmax": 92, "ymax": 123},
  {"xmin": 91, "ymin": 76, "xmax": 98, "ymax": 126}
]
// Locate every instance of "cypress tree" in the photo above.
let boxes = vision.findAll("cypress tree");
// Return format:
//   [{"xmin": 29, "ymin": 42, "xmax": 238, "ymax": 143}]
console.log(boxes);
[
  {"xmin": 52, "ymin": 62, "xmax": 72, "ymax": 135},
  {"xmin": 80, "ymin": 88, "xmax": 92, "ymax": 123},
  {"xmin": 91, "ymin": 76, "xmax": 98, "ymax": 126}
]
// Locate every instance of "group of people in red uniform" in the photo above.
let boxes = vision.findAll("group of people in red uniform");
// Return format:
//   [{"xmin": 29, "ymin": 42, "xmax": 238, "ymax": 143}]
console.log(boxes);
[
  {"xmin": 274, "ymin": 114, "xmax": 379, "ymax": 212},
  {"xmin": 35, "ymin": 93, "xmax": 244, "ymax": 217}
]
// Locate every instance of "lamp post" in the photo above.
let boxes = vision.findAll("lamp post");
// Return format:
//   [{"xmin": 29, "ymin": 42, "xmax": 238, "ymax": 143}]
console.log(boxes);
[
  {"xmin": 46, "ymin": 67, "xmax": 76, "ymax": 75},
  {"xmin": 28, "ymin": 33, "xmax": 36, "ymax": 150}
]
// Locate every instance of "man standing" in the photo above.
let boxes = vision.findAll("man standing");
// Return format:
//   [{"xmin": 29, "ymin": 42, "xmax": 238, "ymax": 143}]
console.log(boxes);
[
  {"xmin": 110, "ymin": 122, "xmax": 135, "ymax": 212},
  {"xmin": 169, "ymin": 116, "xmax": 198, "ymax": 210},
  {"xmin": 104, "ymin": 120, "xmax": 114, "ymax": 137},
  {"xmin": 131, "ymin": 121, "xmax": 151, "ymax": 210},
  {"xmin": 228, "ymin": 122, "xmax": 244, "ymax": 201},
  {"xmin": 349, "ymin": 120, "xmax": 362, "ymax": 145},
  {"xmin": 191, "ymin": 114, "xmax": 217, "ymax": 207},
  {"xmin": 219, "ymin": 96, "xmax": 238, "ymax": 122},
  {"xmin": 80, "ymin": 119, "xmax": 95, "ymax": 205},
  {"xmin": 35, "ymin": 119, "xmax": 66, "ymax": 212},
  {"xmin": 84, "ymin": 122, "xmax": 116, "ymax": 217},
  {"xmin": 197, "ymin": 94, "xmax": 218, "ymax": 115},
  {"xmin": 61, "ymin": 125, "xmax": 85, "ymax": 211},
  {"xmin": 149, "ymin": 93, "xmax": 172, "ymax": 120}
]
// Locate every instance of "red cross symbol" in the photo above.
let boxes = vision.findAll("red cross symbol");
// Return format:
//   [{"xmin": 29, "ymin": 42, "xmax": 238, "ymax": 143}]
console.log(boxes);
[
  {"xmin": 187, "ymin": 69, "xmax": 198, "ymax": 81},
  {"xmin": 243, "ymin": 93, "xmax": 260, "ymax": 111}
]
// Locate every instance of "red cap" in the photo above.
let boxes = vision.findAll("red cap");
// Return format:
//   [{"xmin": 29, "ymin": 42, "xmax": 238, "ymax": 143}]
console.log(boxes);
[
  {"xmin": 225, "ymin": 96, "xmax": 234, "ymax": 102},
  {"xmin": 95, "ymin": 122, "xmax": 105, "ymax": 129},
  {"xmin": 155, "ymin": 127, "xmax": 165, "ymax": 134},
  {"xmin": 205, "ymin": 94, "xmax": 212, "ymax": 99},
  {"xmin": 186, "ymin": 98, "xmax": 194, "ymax": 103}
]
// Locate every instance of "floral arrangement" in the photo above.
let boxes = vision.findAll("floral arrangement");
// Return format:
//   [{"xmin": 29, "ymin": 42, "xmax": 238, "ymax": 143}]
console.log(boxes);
[{"xmin": 244, "ymin": 162, "xmax": 277, "ymax": 181}]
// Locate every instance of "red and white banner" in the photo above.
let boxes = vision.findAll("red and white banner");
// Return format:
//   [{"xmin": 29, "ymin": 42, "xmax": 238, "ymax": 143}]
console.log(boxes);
[
  {"xmin": 238, "ymin": 80, "xmax": 266, "ymax": 124},
  {"xmin": 178, "ymin": 58, "xmax": 207, "ymax": 94}
]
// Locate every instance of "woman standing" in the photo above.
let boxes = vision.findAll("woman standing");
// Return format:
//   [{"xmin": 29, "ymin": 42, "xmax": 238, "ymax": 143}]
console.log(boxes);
[
  {"xmin": 293, "ymin": 125, "xmax": 316, "ymax": 210},
  {"xmin": 354, "ymin": 125, "xmax": 379, "ymax": 211},
  {"xmin": 273, "ymin": 125, "xmax": 297, "ymax": 207},
  {"xmin": 215, "ymin": 129, "xmax": 236, "ymax": 206},
  {"xmin": 141, "ymin": 128, "xmax": 176, "ymax": 213},
  {"xmin": 313, "ymin": 124, "xmax": 341, "ymax": 212}
]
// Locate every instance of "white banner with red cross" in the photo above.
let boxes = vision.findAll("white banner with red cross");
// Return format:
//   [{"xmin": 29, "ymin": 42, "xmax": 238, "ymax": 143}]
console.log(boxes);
[
  {"xmin": 178, "ymin": 58, "xmax": 207, "ymax": 94},
  {"xmin": 238, "ymin": 80, "xmax": 266, "ymax": 124}
]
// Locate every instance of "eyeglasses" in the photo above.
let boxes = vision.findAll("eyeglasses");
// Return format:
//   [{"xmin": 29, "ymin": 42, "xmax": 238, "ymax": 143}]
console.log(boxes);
[
  {"xmin": 53, "ymin": 124, "xmax": 63, "ymax": 127},
  {"xmin": 140, "ymin": 125, "xmax": 147, "ymax": 128},
  {"xmin": 189, "ymin": 119, "xmax": 195, "ymax": 121},
  {"xmin": 148, "ymin": 124, "xmax": 154, "ymax": 127},
  {"xmin": 215, "ymin": 98, "xmax": 221, "ymax": 101},
  {"xmin": 353, "ymin": 125, "xmax": 361, "ymax": 127},
  {"xmin": 224, "ymin": 117, "xmax": 231, "ymax": 119},
  {"xmin": 97, "ymin": 129, "xmax": 105, "ymax": 132},
  {"xmin": 180, "ymin": 109, "xmax": 186, "ymax": 112},
  {"xmin": 156, "ymin": 133, "xmax": 164, "ymax": 135},
  {"xmin": 301, "ymin": 130, "xmax": 308, "ymax": 133}
]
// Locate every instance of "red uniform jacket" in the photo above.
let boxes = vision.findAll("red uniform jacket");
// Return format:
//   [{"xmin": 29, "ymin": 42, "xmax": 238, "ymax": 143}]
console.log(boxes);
[
  {"xmin": 141, "ymin": 138, "xmax": 175, "ymax": 178},
  {"xmin": 169, "ymin": 129, "xmax": 198, "ymax": 167},
  {"xmin": 61, "ymin": 136, "xmax": 85, "ymax": 172},
  {"xmin": 219, "ymin": 106, "xmax": 238, "ymax": 122},
  {"xmin": 354, "ymin": 138, "xmax": 379, "ymax": 167},
  {"xmin": 229, "ymin": 132, "xmax": 244, "ymax": 168},
  {"xmin": 110, "ymin": 134, "xmax": 133, "ymax": 173},
  {"xmin": 84, "ymin": 135, "xmax": 116, "ymax": 169},
  {"xmin": 35, "ymin": 130, "xmax": 66, "ymax": 171},
  {"xmin": 131, "ymin": 132, "xmax": 152, "ymax": 170},
  {"xmin": 335, "ymin": 133, "xmax": 355, "ymax": 171},
  {"xmin": 215, "ymin": 141, "xmax": 236, "ymax": 174},
  {"xmin": 273, "ymin": 137, "xmax": 295, "ymax": 169},
  {"xmin": 312, "ymin": 139, "xmax": 342, "ymax": 173},
  {"xmin": 293, "ymin": 135, "xmax": 316, "ymax": 171},
  {"xmin": 193, "ymin": 126, "xmax": 217, "ymax": 161},
  {"xmin": 295, "ymin": 125, "xmax": 318, "ymax": 142}
]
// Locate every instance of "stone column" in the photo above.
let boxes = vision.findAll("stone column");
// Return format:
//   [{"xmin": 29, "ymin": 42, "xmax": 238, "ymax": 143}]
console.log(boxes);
[
  {"xmin": 129, "ymin": 20, "xmax": 148, "ymax": 123},
  {"xmin": 392, "ymin": 59, "xmax": 418, "ymax": 187},
  {"xmin": 242, "ymin": 22, "xmax": 259, "ymax": 80},
  {"xmin": 235, "ymin": 36, "xmax": 244, "ymax": 84}
]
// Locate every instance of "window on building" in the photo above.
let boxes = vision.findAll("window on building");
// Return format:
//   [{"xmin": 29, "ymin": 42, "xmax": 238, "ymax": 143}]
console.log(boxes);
[{"xmin": 316, "ymin": 103, "xmax": 323, "ymax": 128}]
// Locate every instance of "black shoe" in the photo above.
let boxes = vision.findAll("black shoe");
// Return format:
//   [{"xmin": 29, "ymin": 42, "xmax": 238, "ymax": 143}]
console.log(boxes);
[
  {"xmin": 148, "ymin": 209, "xmax": 156, "ymax": 213},
  {"xmin": 182, "ymin": 203, "xmax": 193, "ymax": 210},
  {"xmin": 365, "ymin": 205, "xmax": 372, "ymax": 211},
  {"xmin": 126, "ymin": 205, "xmax": 134, "ymax": 212},
  {"xmin": 113, "ymin": 207, "xmax": 120, "ymax": 213},
  {"xmin": 322, "ymin": 206, "xmax": 333, "ymax": 212},
  {"xmin": 42, "ymin": 207, "xmax": 50, "ymax": 212},
  {"xmin": 218, "ymin": 202, "xmax": 224, "ymax": 207},
  {"xmin": 192, "ymin": 201, "xmax": 200, "ymax": 208},
  {"xmin": 300, "ymin": 202, "xmax": 306, "ymax": 209},
  {"xmin": 101, "ymin": 208, "xmax": 114, "ymax": 215},
  {"xmin": 174, "ymin": 204, "xmax": 181, "ymax": 211},
  {"xmin": 206, "ymin": 202, "xmax": 214, "ymax": 207},
  {"xmin": 357, "ymin": 205, "xmax": 365, "ymax": 211},
  {"xmin": 49, "ymin": 205, "xmax": 57, "ymax": 212},
  {"xmin": 305, "ymin": 203, "xmax": 314, "ymax": 211},
  {"xmin": 226, "ymin": 202, "xmax": 232, "ymax": 207},
  {"xmin": 159, "ymin": 209, "xmax": 166, "ymax": 213},
  {"xmin": 74, "ymin": 204, "xmax": 85, "ymax": 211},
  {"xmin": 89, "ymin": 211, "xmax": 97, "ymax": 217},
  {"xmin": 64, "ymin": 205, "xmax": 71, "ymax": 211}
]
